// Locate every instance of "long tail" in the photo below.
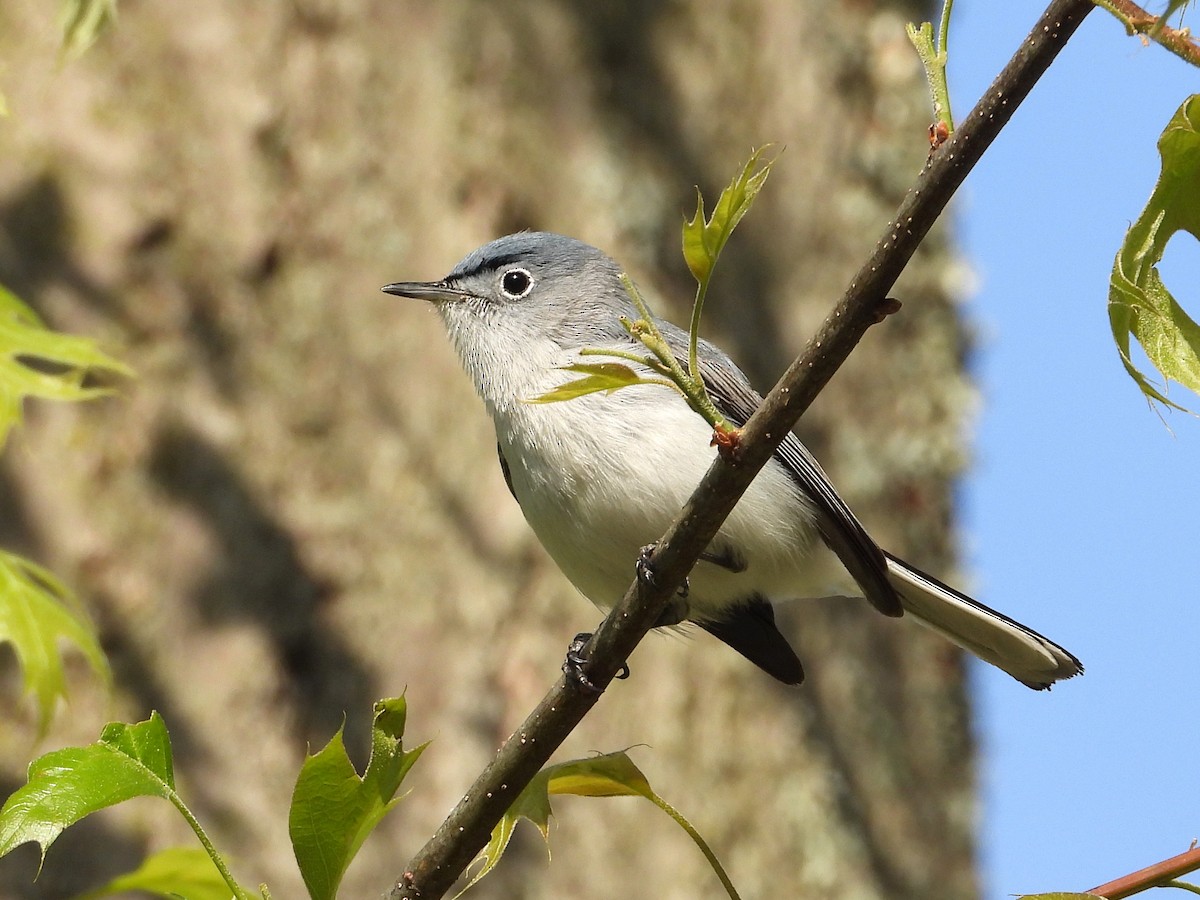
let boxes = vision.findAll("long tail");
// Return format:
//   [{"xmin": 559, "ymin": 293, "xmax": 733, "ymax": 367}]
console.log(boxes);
[{"xmin": 884, "ymin": 552, "xmax": 1082, "ymax": 690}]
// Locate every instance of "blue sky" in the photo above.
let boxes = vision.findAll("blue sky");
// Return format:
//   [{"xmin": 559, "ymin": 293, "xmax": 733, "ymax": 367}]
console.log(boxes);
[{"xmin": 950, "ymin": 2, "xmax": 1199, "ymax": 896}]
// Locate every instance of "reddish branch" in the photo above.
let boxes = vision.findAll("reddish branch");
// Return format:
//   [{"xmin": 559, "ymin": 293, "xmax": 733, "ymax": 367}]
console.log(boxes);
[
  {"xmin": 1089, "ymin": 845, "xmax": 1200, "ymax": 898},
  {"xmin": 1095, "ymin": 0, "xmax": 1200, "ymax": 67}
]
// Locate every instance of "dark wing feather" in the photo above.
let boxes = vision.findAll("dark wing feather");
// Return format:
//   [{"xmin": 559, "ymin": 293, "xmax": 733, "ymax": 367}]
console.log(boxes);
[{"xmin": 656, "ymin": 323, "xmax": 902, "ymax": 617}]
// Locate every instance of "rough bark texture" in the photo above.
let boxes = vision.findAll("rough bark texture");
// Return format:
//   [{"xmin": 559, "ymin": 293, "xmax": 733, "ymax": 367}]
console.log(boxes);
[{"xmin": 0, "ymin": 2, "xmax": 977, "ymax": 897}]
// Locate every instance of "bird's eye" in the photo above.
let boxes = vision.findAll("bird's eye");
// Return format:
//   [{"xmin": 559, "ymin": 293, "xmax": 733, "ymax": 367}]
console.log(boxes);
[{"xmin": 500, "ymin": 268, "xmax": 533, "ymax": 299}]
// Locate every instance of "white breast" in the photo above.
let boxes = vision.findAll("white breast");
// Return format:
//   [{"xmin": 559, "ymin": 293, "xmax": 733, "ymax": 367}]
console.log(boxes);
[
  {"xmin": 439, "ymin": 302, "xmax": 818, "ymax": 620},
  {"xmin": 496, "ymin": 375, "xmax": 818, "ymax": 621}
]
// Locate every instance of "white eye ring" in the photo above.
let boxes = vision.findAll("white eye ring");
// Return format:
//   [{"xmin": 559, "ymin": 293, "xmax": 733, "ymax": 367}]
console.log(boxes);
[{"xmin": 500, "ymin": 267, "xmax": 534, "ymax": 299}]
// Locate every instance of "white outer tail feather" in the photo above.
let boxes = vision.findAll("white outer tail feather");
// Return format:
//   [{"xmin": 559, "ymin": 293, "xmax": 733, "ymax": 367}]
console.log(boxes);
[{"xmin": 884, "ymin": 552, "xmax": 1082, "ymax": 690}]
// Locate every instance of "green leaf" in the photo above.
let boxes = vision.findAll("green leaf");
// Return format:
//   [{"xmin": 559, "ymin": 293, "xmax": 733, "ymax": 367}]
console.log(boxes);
[
  {"xmin": 0, "ymin": 713, "xmax": 175, "ymax": 867},
  {"xmin": 682, "ymin": 146, "xmax": 776, "ymax": 285},
  {"xmin": 461, "ymin": 751, "xmax": 740, "ymax": 899},
  {"xmin": 0, "ymin": 284, "xmax": 126, "ymax": 735},
  {"xmin": 1109, "ymin": 94, "xmax": 1200, "ymax": 412},
  {"xmin": 0, "ymin": 548, "xmax": 110, "ymax": 735},
  {"xmin": 290, "ymin": 696, "xmax": 428, "ymax": 900},
  {"xmin": 99, "ymin": 716, "xmax": 176, "ymax": 789},
  {"xmin": 77, "ymin": 846, "xmax": 232, "ymax": 900},
  {"xmin": 0, "ymin": 284, "xmax": 133, "ymax": 449},
  {"xmin": 59, "ymin": 0, "xmax": 118, "ymax": 59},
  {"xmin": 527, "ymin": 362, "xmax": 652, "ymax": 403},
  {"xmin": 0, "ymin": 713, "xmax": 254, "ymax": 900}
]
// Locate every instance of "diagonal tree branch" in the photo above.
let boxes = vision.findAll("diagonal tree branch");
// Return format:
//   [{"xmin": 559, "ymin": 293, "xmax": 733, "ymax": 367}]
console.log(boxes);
[{"xmin": 388, "ymin": 0, "xmax": 1096, "ymax": 896}]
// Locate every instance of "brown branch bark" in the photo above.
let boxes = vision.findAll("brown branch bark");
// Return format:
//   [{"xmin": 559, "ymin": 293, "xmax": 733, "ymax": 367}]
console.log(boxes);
[{"xmin": 387, "ymin": 1, "xmax": 1095, "ymax": 896}]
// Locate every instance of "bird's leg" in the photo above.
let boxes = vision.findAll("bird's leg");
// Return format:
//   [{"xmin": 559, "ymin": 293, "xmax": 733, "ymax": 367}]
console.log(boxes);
[
  {"xmin": 638, "ymin": 542, "xmax": 745, "ymax": 626},
  {"xmin": 637, "ymin": 543, "xmax": 691, "ymax": 626},
  {"xmin": 563, "ymin": 540, "xmax": 711, "ymax": 693},
  {"xmin": 562, "ymin": 631, "xmax": 630, "ymax": 694}
]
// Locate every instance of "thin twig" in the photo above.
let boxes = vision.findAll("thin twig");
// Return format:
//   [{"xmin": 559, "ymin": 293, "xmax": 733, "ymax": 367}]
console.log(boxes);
[
  {"xmin": 1092, "ymin": 0, "xmax": 1200, "ymax": 67},
  {"xmin": 387, "ymin": 1, "xmax": 1095, "ymax": 897}
]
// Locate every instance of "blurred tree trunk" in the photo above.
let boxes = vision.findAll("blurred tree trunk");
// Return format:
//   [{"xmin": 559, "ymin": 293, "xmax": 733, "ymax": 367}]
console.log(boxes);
[{"xmin": 0, "ymin": 1, "xmax": 977, "ymax": 897}]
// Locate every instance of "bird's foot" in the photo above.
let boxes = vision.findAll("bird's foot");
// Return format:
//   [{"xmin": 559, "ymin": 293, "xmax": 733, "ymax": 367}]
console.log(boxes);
[
  {"xmin": 637, "ymin": 543, "xmax": 690, "ymax": 599},
  {"xmin": 637, "ymin": 543, "xmax": 692, "ymax": 627},
  {"xmin": 562, "ymin": 631, "xmax": 630, "ymax": 694}
]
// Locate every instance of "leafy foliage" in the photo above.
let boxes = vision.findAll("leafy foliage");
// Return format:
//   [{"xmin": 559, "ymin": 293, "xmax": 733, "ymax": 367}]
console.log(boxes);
[
  {"xmin": 0, "ymin": 284, "xmax": 132, "ymax": 447},
  {"xmin": 76, "ymin": 847, "xmax": 233, "ymax": 900},
  {"xmin": 290, "ymin": 696, "xmax": 428, "ymax": 900},
  {"xmin": 531, "ymin": 148, "xmax": 775, "ymax": 438},
  {"xmin": 461, "ymin": 751, "xmax": 740, "ymax": 900},
  {"xmin": 0, "ymin": 701, "xmax": 730, "ymax": 900},
  {"xmin": 0, "ymin": 1, "xmax": 117, "ymax": 113},
  {"xmin": 59, "ymin": 0, "xmax": 118, "ymax": 59},
  {"xmin": 0, "ymin": 713, "xmax": 257, "ymax": 899},
  {"xmin": 0, "ymin": 549, "xmax": 110, "ymax": 735},
  {"xmin": 528, "ymin": 361, "xmax": 660, "ymax": 404},
  {"xmin": 0, "ymin": 699, "xmax": 427, "ymax": 900},
  {"xmin": 680, "ymin": 145, "xmax": 776, "ymax": 388},
  {"xmin": 681, "ymin": 146, "xmax": 775, "ymax": 287},
  {"xmin": 1109, "ymin": 94, "xmax": 1200, "ymax": 411},
  {"xmin": 0, "ymin": 713, "xmax": 174, "ymax": 862},
  {"xmin": 0, "ymin": 284, "xmax": 129, "ymax": 731}
]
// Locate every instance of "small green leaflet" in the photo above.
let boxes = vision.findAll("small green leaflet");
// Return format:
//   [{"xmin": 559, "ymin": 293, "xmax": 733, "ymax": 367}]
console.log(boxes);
[
  {"xmin": 0, "ymin": 283, "xmax": 133, "ymax": 448},
  {"xmin": 0, "ymin": 284, "xmax": 127, "ymax": 735},
  {"xmin": 528, "ymin": 362, "xmax": 650, "ymax": 403},
  {"xmin": 59, "ymin": 0, "xmax": 118, "ymax": 59},
  {"xmin": 682, "ymin": 146, "xmax": 776, "ymax": 285},
  {"xmin": 0, "ymin": 549, "xmax": 110, "ymax": 736},
  {"xmin": 1109, "ymin": 94, "xmax": 1200, "ymax": 413},
  {"xmin": 459, "ymin": 751, "xmax": 740, "ymax": 900},
  {"xmin": 0, "ymin": 713, "xmax": 176, "ymax": 865},
  {"xmin": 678, "ymin": 147, "xmax": 774, "ymax": 421},
  {"xmin": 289, "ymin": 696, "xmax": 428, "ymax": 900},
  {"xmin": 76, "ymin": 846, "xmax": 233, "ymax": 900}
]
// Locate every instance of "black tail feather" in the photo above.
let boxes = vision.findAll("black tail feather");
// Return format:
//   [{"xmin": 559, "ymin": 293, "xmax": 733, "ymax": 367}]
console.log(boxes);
[{"xmin": 698, "ymin": 595, "xmax": 804, "ymax": 685}]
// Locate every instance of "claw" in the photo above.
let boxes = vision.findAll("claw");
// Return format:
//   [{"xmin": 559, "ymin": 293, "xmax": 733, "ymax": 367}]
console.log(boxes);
[
  {"xmin": 637, "ymin": 543, "xmax": 689, "ymax": 598},
  {"xmin": 562, "ymin": 631, "xmax": 629, "ymax": 694}
]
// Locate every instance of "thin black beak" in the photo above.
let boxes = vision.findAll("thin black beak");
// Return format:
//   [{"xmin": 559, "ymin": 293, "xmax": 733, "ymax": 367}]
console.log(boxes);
[{"xmin": 380, "ymin": 281, "xmax": 471, "ymax": 303}]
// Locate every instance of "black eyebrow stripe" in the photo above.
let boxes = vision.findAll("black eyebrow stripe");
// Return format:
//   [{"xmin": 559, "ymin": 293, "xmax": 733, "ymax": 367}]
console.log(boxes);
[{"xmin": 455, "ymin": 253, "xmax": 527, "ymax": 279}]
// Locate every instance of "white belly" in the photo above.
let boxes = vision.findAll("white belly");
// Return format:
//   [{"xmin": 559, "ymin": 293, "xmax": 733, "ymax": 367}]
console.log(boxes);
[{"xmin": 497, "ymin": 385, "xmax": 818, "ymax": 621}]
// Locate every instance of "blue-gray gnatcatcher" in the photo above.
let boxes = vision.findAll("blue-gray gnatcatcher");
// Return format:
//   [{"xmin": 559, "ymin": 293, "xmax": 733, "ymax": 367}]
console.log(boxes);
[{"xmin": 383, "ymin": 232, "xmax": 1082, "ymax": 690}]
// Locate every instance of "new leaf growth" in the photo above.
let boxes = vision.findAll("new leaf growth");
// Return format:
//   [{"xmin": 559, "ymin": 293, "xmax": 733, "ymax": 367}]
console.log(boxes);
[{"xmin": 531, "ymin": 147, "xmax": 778, "ymax": 441}]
